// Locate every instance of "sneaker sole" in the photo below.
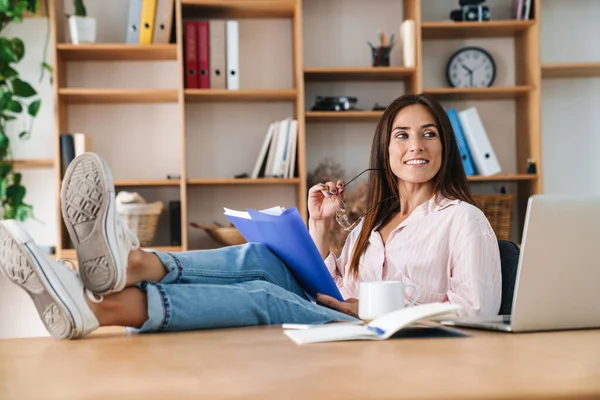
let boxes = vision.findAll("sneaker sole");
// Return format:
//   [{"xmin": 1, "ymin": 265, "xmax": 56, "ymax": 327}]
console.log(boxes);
[
  {"xmin": 0, "ymin": 222, "xmax": 82, "ymax": 340},
  {"xmin": 60, "ymin": 153, "xmax": 123, "ymax": 295}
]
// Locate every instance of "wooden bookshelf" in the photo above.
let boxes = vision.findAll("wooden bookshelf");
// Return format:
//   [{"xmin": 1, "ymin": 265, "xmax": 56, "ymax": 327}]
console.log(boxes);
[
  {"xmin": 114, "ymin": 180, "xmax": 181, "ymax": 187},
  {"xmin": 181, "ymin": 0, "xmax": 295, "ymax": 18},
  {"xmin": 542, "ymin": 62, "xmax": 600, "ymax": 79},
  {"xmin": 423, "ymin": 86, "xmax": 532, "ymax": 101},
  {"xmin": 304, "ymin": 67, "xmax": 415, "ymax": 81},
  {"xmin": 12, "ymin": 159, "xmax": 54, "ymax": 169},
  {"xmin": 467, "ymin": 174, "xmax": 538, "ymax": 182},
  {"xmin": 188, "ymin": 178, "xmax": 300, "ymax": 185},
  {"xmin": 305, "ymin": 111, "xmax": 384, "ymax": 122},
  {"xmin": 59, "ymin": 89, "xmax": 179, "ymax": 104},
  {"xmin": 46, "ymin": 0, "xmax": 546, "ymax": 254},
  {"xmin": 185, "ymin": 89, "xmax": 297, "ymax": 102},
  {"xmin": 422, "ymin": 20, "xmax": 536, "ymax": 40},
  {"xmin": 57, "ymin": 44, "xmax": 178, "ymax": 61}
]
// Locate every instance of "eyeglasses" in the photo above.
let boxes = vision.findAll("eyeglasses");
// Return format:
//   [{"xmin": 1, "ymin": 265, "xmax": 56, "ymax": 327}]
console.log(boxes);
[{"xmin": 329, "ymin": 168, "xmax": 397, "ymax": 231}]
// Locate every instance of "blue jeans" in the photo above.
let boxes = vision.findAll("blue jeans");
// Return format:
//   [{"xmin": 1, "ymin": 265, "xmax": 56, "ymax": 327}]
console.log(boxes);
[{"xmin": 132, "ymin": 243, "xmax": 356, "ymax": 333}]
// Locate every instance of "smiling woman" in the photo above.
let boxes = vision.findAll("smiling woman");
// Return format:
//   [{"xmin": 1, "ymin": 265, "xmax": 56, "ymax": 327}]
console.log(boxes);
[{"xmin": 309, "ymin": 93, "xmax": 502, "ymax": 318}]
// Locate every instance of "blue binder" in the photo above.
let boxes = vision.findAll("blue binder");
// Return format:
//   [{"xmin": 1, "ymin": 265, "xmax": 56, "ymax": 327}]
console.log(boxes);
[
  {"xmin": 225, "ymin": 207, "xmax": 344, "ymax": 302},
  {"xmin": 447, "ymin": 108, "xmax": 476, "ymax": 176}
]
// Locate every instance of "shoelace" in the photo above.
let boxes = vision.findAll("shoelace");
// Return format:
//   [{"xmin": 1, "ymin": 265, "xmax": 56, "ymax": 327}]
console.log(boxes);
[
  {"xmin": 117, "ymin": 216, "xmax": 140, "ymax": 252},
  {"xmin": 59, "ymin": 259, "xmax": 104, "ymax": 304}
]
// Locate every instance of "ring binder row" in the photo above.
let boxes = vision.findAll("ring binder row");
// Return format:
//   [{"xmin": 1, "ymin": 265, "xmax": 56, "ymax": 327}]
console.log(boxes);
[
  {"xmin": 446, "ymin": 107, "xmax": 501, "ymax": 177},
  {"xmin": 183, "ymin": 19, "xmax": 239, "ymax": 90},
  {"xmin": 126, "ymin": 0, "xmax": 175, "ymax": 45}
]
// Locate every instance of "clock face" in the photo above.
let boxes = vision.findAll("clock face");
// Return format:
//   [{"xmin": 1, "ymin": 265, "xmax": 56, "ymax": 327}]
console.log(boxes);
[{"xmin": 446, "ymin": 47, "xmax": 496, "ymax": 88}]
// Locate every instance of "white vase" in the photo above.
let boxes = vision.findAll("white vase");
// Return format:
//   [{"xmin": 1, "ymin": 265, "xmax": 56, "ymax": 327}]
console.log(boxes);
[{"xmin": 68, "ymin": 16, "xmax": 96, "ymax": 44}]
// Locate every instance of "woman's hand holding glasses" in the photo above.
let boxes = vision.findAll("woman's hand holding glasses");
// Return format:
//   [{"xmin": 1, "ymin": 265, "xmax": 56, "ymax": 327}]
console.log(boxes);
[{"xmin": 307, "ymin": 180, "xmax": 346, "ymax": 222}]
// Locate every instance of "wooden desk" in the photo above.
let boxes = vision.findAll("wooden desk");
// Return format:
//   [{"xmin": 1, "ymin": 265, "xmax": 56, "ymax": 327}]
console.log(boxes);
[{"xmin": 0, "ymin": 326, "xmax": 599, "ymax": 399}]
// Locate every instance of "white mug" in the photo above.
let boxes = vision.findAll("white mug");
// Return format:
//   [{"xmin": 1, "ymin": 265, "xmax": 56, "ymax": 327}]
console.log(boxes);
[{"xmin": 358, "ymin": 281, "xmax": 420, "ymax": 321}]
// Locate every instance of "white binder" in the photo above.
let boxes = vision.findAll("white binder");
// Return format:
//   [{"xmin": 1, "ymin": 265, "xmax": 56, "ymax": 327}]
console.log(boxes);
[
  {"xmin": 126, "ymin": 0, "xmax": 143, "ymax": 44},
  {"xmin": 458, "ymin": 107, "xmax": 501, "ymax": 176},
  {"xmin": 226, "ymin": 20, "xmax": 239, "ymax": 90},
  {"xmin": 152, "ymin": 0, "xmax": 174, "ymax": 44}
]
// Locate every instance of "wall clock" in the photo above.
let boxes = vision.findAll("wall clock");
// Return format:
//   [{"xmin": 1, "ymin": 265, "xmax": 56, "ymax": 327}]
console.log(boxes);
[{"xmin": 446, "ymin": 46, "xmax": 496, "ymax": 88}]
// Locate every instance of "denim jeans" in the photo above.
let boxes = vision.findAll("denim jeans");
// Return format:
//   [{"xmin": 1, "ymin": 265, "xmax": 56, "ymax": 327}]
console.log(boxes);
[{"xmin": 132, "ymin": 243, "xmax": 357, "ymax": 333}]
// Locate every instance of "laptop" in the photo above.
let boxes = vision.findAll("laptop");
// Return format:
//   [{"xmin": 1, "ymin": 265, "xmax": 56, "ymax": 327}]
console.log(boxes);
[{"xmin": 441, "ymin": 194, "xmax": 600, "ymax": 333}]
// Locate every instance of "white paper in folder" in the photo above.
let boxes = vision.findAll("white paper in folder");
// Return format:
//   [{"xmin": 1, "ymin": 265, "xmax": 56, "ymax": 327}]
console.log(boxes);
[{"xmin": 458, "ymin": 107, "xmax": 502, "ymax": 176}]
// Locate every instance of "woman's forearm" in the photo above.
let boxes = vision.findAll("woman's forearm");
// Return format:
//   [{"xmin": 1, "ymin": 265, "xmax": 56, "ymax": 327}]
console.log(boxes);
[{"xmin": 309, "ymin": 218, "xmax": 333, "ymax": 259}]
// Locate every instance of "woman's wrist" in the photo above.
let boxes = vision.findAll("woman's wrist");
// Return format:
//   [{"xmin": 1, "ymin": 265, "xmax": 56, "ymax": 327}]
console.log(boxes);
[{"xmin": 309, "ymin": 217, "xmax": 333, "ymax": 231}]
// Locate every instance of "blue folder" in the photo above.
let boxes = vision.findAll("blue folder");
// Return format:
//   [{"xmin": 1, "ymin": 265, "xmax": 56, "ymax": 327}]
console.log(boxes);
[
  {"xmin": 447, "ymin": 108, "xmax": 476, "ymax": 176},
  {"xmin": 225, "ymin": 207, "xmax": 344, "ymax": 302}
]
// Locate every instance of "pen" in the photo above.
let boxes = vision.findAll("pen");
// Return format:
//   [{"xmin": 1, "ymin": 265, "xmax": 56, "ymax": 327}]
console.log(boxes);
[{"xmin": 367, "ymin": 326, "xmax": 385, "ymax": 335}]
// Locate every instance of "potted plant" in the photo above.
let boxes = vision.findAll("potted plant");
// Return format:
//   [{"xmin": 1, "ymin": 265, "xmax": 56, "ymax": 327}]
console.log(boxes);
[
  {"xmin": 68, "ymin": 0, "xmax": 96, "ymax": 44},
  {"xmin": 0, "ymin": 0, "xmax": 44, "ymax": 220}
]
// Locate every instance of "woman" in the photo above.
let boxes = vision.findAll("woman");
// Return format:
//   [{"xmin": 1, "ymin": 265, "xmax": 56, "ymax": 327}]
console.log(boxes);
[{"xmin": 0, "ymin": 94, "xmax": 501, "ymax": 340}]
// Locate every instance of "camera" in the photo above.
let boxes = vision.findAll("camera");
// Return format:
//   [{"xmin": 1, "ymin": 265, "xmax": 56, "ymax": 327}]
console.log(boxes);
[{"xmin": 450, "ymin": 0, "xmax": 491, "ymax": 22}]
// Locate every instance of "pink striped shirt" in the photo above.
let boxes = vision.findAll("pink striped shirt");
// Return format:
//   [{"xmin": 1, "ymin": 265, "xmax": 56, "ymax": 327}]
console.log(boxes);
[{"xmin": 324, "ymin": 194, "xmax": 502, "ymax": 316}]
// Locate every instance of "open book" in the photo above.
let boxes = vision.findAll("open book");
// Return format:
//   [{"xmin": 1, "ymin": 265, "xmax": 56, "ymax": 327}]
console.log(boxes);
[
  {"xmin": 224, "ymin": 206, "xmax": 344, "ymax": 302},
  {"xmin": 284, "ymin": 303, "xmax": 462, "ymax": 344}
]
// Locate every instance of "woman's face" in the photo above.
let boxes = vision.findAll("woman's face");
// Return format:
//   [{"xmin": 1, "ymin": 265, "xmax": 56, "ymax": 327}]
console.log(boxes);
[{"xmin": 388, "ymin": 104, "xmax": 443, "ymax": 185}]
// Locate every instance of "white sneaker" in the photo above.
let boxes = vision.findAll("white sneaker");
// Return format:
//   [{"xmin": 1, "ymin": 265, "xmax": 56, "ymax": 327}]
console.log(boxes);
[
  {"xmin": 60, "ymin": 153, "xmax": 140, "ymax": 296},
  {"xmin": 0, "ymin": 220, "xmax": 99, "ymax": 340}
]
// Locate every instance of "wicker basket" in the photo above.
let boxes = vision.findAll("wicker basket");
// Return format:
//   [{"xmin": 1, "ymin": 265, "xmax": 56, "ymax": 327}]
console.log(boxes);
[
  {"xmin": 473, "ymin": 194, "xmax": 515, "ymax": 241},
  {"xmin": 116, "ymin": 201, "xmax": 164, "ymax": 246}
]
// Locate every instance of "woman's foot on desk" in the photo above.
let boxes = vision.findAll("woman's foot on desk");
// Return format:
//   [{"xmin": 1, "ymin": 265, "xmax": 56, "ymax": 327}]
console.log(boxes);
[
  {"xmin": 60, "ymin": 152, "xmax": 140, "ymax": 296},
  {"xmin": 0, "ymin": 220, "xmax": 100, "ymax": 339}
]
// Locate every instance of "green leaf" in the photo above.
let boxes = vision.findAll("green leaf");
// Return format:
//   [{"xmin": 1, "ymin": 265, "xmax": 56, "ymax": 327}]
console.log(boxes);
[
  {"xmin": 16, "ymin": 203, "xmax": 33, "ymax": 221},
  {"xmin": 7, "ymin": 100, "xmax": 22, "ymax": 113},
  {"xmin": 28, "ymin": 99, "xmax": 40, "ymax": 117},
  {"xmin": 42, "ymin": 62, "xmax": 52, "ymax": 73},
  {"xmin": 0, "ymin": 134, "xmax": 9, "ymax": 151},
  {"xmin": 0, "ymin": 0, "xmax": 10, "ymax": 13},
  {"xmin": 0, "ymin": 178, "xmax": 6, "ymax": 199},
  {"xmin": 0, "ymin": 162, "xmax": 11, "ymax": 178},
  {"xmin": 1, "ymin": 66, "xmax": 18, "ymax": 80},
  {"xmin": 18, "ymin": 130, "xmax": 28, "ymax": 139},
  {"xmin": 0, "ymin": 91, "xmax": 12, "ymax": 109},
  {"xmin": 11, "ymin": 38, "xmax": 25, "ymax": 62},
  {"xmin": 0, "ymin": 38, "xmax": 17, "ymax": 63},
  {"xmin": 11, "ymin": 79, "xmax": 36, "ymax": 97},
  {"xmin": 3, "ymin": 115, "xmax": 16, "ymax": 121},
  {"xmin": 3, "ymin": 206, "xmax": 17, "ymax": 220}
]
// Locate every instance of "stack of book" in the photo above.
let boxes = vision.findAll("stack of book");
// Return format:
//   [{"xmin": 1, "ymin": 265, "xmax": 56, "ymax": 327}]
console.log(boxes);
[
  {"xmin": 446, "ymin": 107, "xmax": 501, "ymax": 177},
  {"xmin": 251, "ymin": 119, "xmax": 298, "ymax": 179},
  {"xmin": 126, "ymin": 0, "xmax": 174, "ymax": 45},
  {"xmin": 183, "ymin": 20, "xmax": 239, "ymax": 90}
]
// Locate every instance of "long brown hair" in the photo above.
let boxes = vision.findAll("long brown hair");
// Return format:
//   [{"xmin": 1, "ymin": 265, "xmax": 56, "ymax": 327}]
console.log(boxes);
[{"xmin": 347, "ymin": 93, "xmax": 475, "ymax": 279}]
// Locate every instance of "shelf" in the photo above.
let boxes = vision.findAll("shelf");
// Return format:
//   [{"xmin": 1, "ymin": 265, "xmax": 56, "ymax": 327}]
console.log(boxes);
[
  {"xmin": 468, "ymin": 174, "xmax": 538, "ymax": 182},
  {"xmin": 185, "ymin": 89, "xmax": 297, "ymax": 103},
  {"xmin": 304, "ymin": 67, "xmax": 415, "ymax": 81},
  {"xmin": 59, "ymin": 89, "xmax": 179, "ymax": 104},
  {"xmin": 57, "ymin": 44, "xmax": 178, "ymax": 61},
  {"xmin": 305, "ymin": 111, "xmax": 384, "ymax": 122},
  {"xmin": 182, "ymin": 0, "xmax": 295, "ymax": 19},
  {"xmin": 542, "ymin": 62, "xmax": 600, "ymax": 79},
  {"xmin": 188, "ymin": 178, "xmax": 300, "ymax": 185},
  {"xmin": 114, "ymin": 179, "xmax": 181, "ymax": 187},
  {"xmin": 11, "ymin": 159, "xmax": 54, "ymax": 169},
  {"xmin": 422, "ymin": 20, "xmax": 535, "ymax": 40},
  {"xmin": 423, "ymin": 86, "xmax": 532, "ymax": 100}
]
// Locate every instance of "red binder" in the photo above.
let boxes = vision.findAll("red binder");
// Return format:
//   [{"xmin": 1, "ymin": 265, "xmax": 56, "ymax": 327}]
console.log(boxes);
[
  {"xmin": 184, "ymin": 21, "xmax": 198, "ymax": 89},
  {"xmin": 197, "ymin": 21, "xmax": 210, "ymax": 89}
]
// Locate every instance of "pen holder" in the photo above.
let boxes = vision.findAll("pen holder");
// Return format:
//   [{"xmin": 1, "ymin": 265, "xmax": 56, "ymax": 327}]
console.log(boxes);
[{"xmin": 371, "ymin": 46, "xmax": 392, "ymax": 67}]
